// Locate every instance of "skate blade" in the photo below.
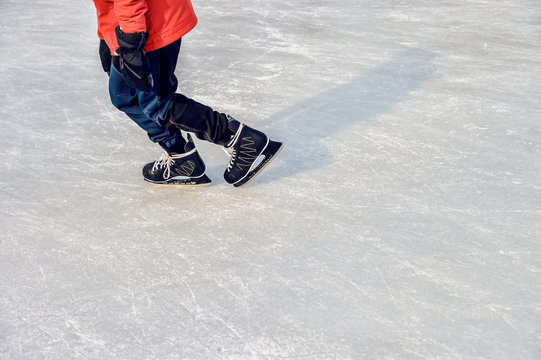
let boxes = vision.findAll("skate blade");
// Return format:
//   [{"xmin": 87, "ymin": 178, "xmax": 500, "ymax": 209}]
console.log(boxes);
[
  {"xmin": 234, "ymin": 140, "xmax": 283, "ymax": 188},
  {"xmin": 144, "ymin": 174, "xmax": 212, "ymax": 186}
]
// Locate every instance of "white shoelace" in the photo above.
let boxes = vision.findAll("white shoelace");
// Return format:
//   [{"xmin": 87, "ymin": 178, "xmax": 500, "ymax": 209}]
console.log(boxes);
[
  {"xmin": 222, "ymin": 147, "xmax": 237, "ymax": 171},
  {"xmin": 152, "ymin": 151, "xmax": 175, "ymax": 180},
  {"xmin": 222, "ymin": 123, "xmax": 244, "ymax": 171}
]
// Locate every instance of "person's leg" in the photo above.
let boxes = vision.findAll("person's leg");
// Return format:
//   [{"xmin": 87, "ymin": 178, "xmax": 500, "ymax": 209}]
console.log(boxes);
[
  {"xmin": 111, "ymin": 37, "xmax": 282, "ymax": 186},
  {"xmin": 166, "ymin": 93, "xmax": 232, "ymax": 145},
  {"xmin": 147, "ymin": 40, "xmax": 232, "ymax": 145},
  {"xmin": 156, "ymin": 39, "xmax": 282, "ymax": 186},
  {"xmin": 108, "ymin": 44, "xmax": 208, "ymax": 184},
  {"xmin": 108, "ymin": 63, "xmax": 185, "ymax": 150}
]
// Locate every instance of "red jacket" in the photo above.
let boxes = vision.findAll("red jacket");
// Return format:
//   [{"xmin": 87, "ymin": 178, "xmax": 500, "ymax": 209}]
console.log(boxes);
[{"xmin": 93, "ymin": 0, "xmax": 198, "ymax": 54}]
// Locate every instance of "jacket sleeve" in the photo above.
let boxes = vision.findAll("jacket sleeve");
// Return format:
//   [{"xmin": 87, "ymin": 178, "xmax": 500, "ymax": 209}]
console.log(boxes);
[
  {"xmin": 93, "ymin": 0, "xmax": 117, "ymax": 53},
  {"xmin": 113, "ymin": 0, "xmax": 148, "ymax": 33}
]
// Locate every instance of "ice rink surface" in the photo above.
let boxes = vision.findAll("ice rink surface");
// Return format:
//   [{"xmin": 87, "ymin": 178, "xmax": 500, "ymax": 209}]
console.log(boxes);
[{"xmin": 1, "ymin": 0, "xmax": 540, "ymax": 359}]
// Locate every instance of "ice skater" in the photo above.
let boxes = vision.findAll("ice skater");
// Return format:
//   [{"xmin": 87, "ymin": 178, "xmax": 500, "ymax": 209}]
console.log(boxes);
[{"xmin": 92, "ymin": 0, "xmax": 282, "ymax": 187}]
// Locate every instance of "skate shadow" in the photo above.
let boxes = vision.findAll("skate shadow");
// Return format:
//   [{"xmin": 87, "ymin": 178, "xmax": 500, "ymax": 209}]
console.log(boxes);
[{"xmin": 258, "ymin": 48, "xmax": 437, "ymax": 184}]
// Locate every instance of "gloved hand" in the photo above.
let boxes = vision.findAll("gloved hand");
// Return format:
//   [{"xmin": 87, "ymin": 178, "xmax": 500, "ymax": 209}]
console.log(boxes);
[
  {"xmin": 115, "ymin": 26, "xmax": 154, "ymax": 92},
  {"xmin": 99, "ymin": 39, "xmax": 112, "ymax": 75}
]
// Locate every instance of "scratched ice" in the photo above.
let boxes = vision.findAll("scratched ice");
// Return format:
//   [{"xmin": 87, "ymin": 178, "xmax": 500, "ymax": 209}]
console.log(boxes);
[{"xmin": 1, "ymin": 0, "xmax": 540, "ymax": 359}]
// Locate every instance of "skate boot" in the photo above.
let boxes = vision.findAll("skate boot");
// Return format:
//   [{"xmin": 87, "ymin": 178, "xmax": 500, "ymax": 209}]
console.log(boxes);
[
  {"xmin": 142, "ymin": 134, "xmax": 211, "ymax": 185},
  {"xmin": 223, "ymin": 117, "xmax": 283, "ymax": 187}
]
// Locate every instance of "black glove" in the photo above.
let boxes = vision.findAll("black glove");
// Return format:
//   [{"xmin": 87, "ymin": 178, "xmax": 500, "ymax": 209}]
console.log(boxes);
[
  {"xmin": 99, "ymin": 39, "xmax": 112, "ymax": 75},
  {"xmin": 115, "ymin": 26, "xmax": 154, "ymax": 92}
]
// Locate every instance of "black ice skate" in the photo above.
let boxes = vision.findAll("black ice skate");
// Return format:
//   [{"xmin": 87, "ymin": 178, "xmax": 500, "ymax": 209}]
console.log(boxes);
[
  {"xmin": 223, "ymin": 117, "xmax": 283, "ymax": 187},
  {"xmin": 142, "ymin": 134, "xmax": 211, "ymax": 185}
]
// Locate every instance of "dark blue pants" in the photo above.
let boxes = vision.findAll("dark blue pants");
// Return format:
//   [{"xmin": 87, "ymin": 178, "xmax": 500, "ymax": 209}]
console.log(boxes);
[{"xmin": 109, "ymin": 39, "xmax": 230, "ymax": 151}]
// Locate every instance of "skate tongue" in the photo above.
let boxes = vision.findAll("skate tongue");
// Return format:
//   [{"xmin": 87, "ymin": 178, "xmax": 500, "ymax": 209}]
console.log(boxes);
[
  {"xmin": 227, "ymin": 116, "xmax": 240, "ymax": 131},
  {"xmin": 225, "ymin": 122, "xmax": 244, "ymax": 148},
  {"xmin": 184, "ymin": 133, "xmax": 196, "ymax": 152}
]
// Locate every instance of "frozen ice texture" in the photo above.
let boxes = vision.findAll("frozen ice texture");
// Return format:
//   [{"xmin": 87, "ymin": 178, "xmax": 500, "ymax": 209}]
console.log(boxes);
[{"xmin": 1, "ymin": 0, "xmax": 540, "ymax": 359}]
